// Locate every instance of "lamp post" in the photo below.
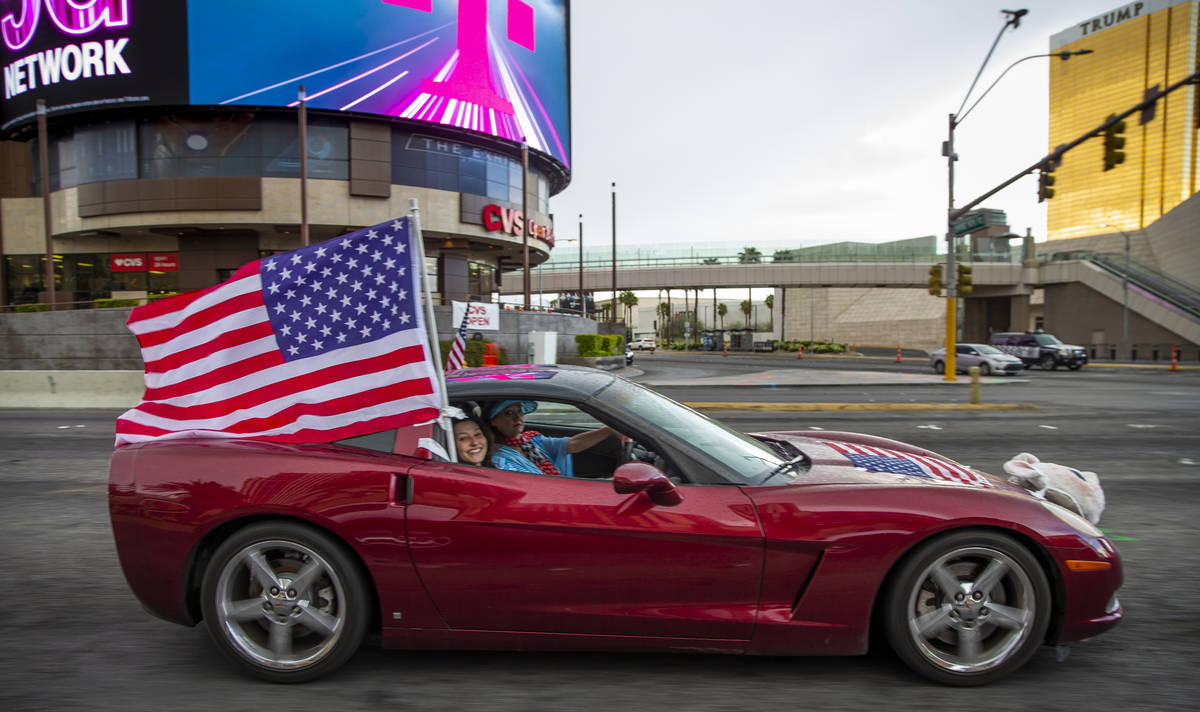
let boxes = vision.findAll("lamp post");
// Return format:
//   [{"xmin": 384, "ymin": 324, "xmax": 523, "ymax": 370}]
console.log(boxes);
[
  {"xmin": 578, "ymin": 214, "xmax": 585, "ymax": 319},
  {"xmin": 1105, "ymin": 224, "xmax": 1134, "ymax": 361},
  {"xmin": 943, "ymin": 8, "xmax": 1092, "ymax": 380},
  {"xmin": 610, "ymin": 182, "xmax": 617, "ymax": 323}
]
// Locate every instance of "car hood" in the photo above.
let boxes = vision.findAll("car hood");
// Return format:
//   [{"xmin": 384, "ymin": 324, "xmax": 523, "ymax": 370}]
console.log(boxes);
[{"xmin": 754, "ymin": 430, "xmax": 1019, "ymax": 492}]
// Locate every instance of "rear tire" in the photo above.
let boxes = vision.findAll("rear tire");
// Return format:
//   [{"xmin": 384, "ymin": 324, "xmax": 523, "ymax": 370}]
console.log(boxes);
[
  {"xmin": 883, "ymin": 530, "xmax": 1050, "ymax": 686},
  {"xmin": 200, "ymin": 521, "xmax": 370, "ymax": 683}
]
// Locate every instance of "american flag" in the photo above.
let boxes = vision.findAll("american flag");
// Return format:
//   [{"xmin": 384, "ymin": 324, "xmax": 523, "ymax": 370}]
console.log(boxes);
[
  {"xmin": 823, "ymin": 440, "xmax": 993, "ymax": 487},
  {"xmin": 115, "ymin": 217, "xmax": 443, "ymax": 446},
  {"xmin": 445, "ymin": 304, "xmax": 470, "ymax": 372}
]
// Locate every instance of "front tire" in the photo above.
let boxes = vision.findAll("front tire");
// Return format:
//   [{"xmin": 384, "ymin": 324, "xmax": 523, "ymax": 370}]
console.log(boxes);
[
  {"xmin": 883, "ymin": 530, "xmax": 1050, "ymax": 686},
  {"xmin": 1040, "ymin": 355, "xmax": 1058, "ymax": 371},
  {"xmin": 200, "ymin": 522, "xmax": 370, "ymax": 683},
  {"xmin": 979, "ymin": 363, "xmax": 991, "ymax": 376},
  {"xmin": 932, "ymin": 360, "xmax": 944, "ymax": 374}
]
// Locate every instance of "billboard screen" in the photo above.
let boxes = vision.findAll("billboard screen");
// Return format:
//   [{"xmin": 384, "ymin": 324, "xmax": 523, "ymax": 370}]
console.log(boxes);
[
  {"xmin": 1, "ymin": 0, "xmax": 189, "ymax": 131},
  {"xmin": 2, "ymin": 0, "xmax": 571, "ymax": 168}
]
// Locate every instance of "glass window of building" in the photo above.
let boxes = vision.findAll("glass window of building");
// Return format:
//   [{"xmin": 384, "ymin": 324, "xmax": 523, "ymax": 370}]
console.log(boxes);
[
  {"xmin": 140, "ymin": 112, "xmax": 262, "ymax": 179},
  {"xmin": 468, "ymin": 262, "xmax": 496, "ymax": 300},
  {"xmin": 76, "ymin": 120, "xmax": 138, "ymax": 185}
]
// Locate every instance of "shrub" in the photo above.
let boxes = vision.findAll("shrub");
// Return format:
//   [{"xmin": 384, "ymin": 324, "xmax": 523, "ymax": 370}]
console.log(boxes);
[
  {"xmin": 14, "ymin": 303, "xmax": 50, "ymax": 312},
  {"xmin": 575, "ymin": 333, "xmax": 623, "ymax": 357},
  {"xmin": 438, "ymin": 338, "xmax": 507, "ymax": 367},
  {"xmin": 94, "ymin": 298, "xmax": 141, "ymax": 309}
]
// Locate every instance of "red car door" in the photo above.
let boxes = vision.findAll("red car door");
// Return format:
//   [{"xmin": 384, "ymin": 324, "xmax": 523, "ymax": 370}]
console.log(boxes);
[{"xmin": 405, "ymin": 461, "xmax": 764, "ymax": 641}]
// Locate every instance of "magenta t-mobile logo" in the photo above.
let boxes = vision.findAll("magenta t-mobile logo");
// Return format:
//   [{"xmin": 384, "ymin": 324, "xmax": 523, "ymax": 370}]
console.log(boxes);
[
  {"xmin": 388, "ymin": 0, "xmax": 546, "ymax": 146},
  {"xmin": 3, "ymin": 0, "xmax": 129, "ymax": 52}
]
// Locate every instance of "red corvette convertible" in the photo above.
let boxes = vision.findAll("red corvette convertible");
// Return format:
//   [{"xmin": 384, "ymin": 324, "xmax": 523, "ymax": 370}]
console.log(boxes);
[{"xmin": 108, "ymin": 365, "xmax": 1122, "ymax": 685}]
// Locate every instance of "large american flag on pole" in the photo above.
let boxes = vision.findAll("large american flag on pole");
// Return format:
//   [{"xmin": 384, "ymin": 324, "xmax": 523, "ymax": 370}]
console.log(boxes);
[
  {"xmin": 445, "ymin": 304, "xmax": 470, "ymax": 372},
  {"xmin": 115, "ymin": 217, "xmax": 443, "ymax": 446},
  {"xmin": 823, "ymin": 440, "xmax": 993, "ymax": 487}
]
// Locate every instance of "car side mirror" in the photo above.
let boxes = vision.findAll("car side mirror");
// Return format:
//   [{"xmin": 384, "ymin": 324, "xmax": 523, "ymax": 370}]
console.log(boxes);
[{"xmin": 613, "ymin": 462, "xmax": 683, "ymax": 507}]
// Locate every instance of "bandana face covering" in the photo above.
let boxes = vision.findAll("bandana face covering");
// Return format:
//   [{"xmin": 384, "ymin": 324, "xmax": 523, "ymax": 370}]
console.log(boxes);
[{"xmin": 502, "ymin": 431, "xmax": 562, "ymax": 476}]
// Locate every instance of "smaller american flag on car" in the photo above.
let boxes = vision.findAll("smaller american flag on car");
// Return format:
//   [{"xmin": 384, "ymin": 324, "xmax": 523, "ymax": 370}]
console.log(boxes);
[
  {"xmin": 445, "ymin": 305, "xmax": 470, "ymax": 371},
  {"xmin": 823, "ymin": 440, "xmax": 993, "ymax": 487}
]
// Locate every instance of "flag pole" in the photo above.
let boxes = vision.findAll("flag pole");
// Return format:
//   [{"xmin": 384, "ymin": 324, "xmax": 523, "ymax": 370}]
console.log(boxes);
[{"xmin": 409, "ymin": 198, "xmax": 456, "ymax": 462}]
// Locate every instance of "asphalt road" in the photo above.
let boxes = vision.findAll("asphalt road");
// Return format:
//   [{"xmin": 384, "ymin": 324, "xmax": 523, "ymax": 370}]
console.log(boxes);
[{"xmin": 2, "ymin": 359, "xmax": 1198, "ymax": 711}]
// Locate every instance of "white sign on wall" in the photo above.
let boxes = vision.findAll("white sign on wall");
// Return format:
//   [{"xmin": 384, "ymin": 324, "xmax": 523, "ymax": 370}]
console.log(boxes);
[{"xmin": 451, "ymin": 301, "xmax": 499, "ymax": 331}]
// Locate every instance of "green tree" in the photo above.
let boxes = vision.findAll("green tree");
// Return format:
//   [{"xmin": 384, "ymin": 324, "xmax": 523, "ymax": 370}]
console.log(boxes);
[
  {"xmin": 740, "ymin": 299, "xmax": 752, "ymax": 327},
  {"xmin": 701, "ymin": 257, "xmax": 720, "ymax": 265},
  {"xmin": 737, "ymin": 246, "xmax": 762, "ymax": 264},
  {"xmin": 764, "ymin": 293, "xmax": 774, "ymax": 330},
  {"xmin": 656, "ymin": 302, "xmax": 670, "ymax": 340},
  {"xmin": 717, "ymin": 302, "xmax": 727, "ymax": 329},
  {"xmin": 619, "ymin": 290, "xmax": 638, "ymax": 324},
  {"xmin": 772, "ymin": 249, "xmax": 799, "ymax": 262}
]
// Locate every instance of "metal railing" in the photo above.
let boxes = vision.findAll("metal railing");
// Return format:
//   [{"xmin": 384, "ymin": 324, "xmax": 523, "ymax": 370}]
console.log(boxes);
[
  {"xmin": 1084, "ymin": 253, "xmax": 1200, "ymax": 321},
  {"xmin": 533, "ymin": 250, "xmax": 1021, "ymax": 273},
  {"xmin": 1089, "ymin": 342, "xmax": 1197, "ymax": 362}
]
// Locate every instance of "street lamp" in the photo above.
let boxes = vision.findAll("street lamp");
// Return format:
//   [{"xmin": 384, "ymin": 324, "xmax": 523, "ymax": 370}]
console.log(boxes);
[
  {"xmin": 1105, "ymin": 223, "xmax": 1135, "ymax": 361},
  {"xmin": 942, "ymin": 8, "xmax": 1091, "ymax": 381}
]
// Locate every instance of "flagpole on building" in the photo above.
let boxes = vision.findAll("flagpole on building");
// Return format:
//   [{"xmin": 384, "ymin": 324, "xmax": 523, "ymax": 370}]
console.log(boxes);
[
  {"xmin": 410, "ymin": 198, "xmax": 455, "ymax": 462},
  {"xmin": 298, "ymin": 86, "xmax": 310, "ymax": 247}
]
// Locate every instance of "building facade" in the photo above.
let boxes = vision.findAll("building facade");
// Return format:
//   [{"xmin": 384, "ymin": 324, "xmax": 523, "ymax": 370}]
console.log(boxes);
[
  {"xmin": 1047, "ymin": 0, "xmax": 1199, "ymax": 241},
  {"xmin": 0, "ymin": 0, "xmax": 570, "ymax": 309}
]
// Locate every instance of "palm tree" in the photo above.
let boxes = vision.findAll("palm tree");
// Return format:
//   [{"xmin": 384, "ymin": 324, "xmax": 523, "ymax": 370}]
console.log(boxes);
[
  {"xmin": 740, "ymin": 299, "xmax": 752, "ymax": 327},
  {"xmin": 656, "ymin": 302, "xmax": 670, "ymax": 341},
  {"xmin": 764, "ymin": 293, "xmax": 774, "ymax": 331},
  {"xmin": 772, "ymin": 249, "xmax": 798, "ymax": 262},
  {"xmin": 737, "ymin": 246, "xmax": 762, "ymax": 264},
  {"xmin": 619, "ymin": 290, "xmax": 638, "ymax": 324},
  {"xmin": 717, "ymin": 302, "xmax": 727, "ymax": 330},
  {"xmin": 701, "ymin": 257, "xmax": 720, "ymax": 265}
]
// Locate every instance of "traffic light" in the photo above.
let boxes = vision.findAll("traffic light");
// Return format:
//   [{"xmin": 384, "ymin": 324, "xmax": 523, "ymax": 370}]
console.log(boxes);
[
  {"xmin": 1103, "ymin": 114, "xmax": 1126, "ymax": 171},
  {"xmin": 956, "ymin": 264, "xmax": 973, "ymax": 295},
  {"xmin": 927, "ymin": 264, "xmax": 943, "ymax": 295},
  {"xmin": 1038, "ymin": 168, "xmax": 1056, "ymax": 202}
]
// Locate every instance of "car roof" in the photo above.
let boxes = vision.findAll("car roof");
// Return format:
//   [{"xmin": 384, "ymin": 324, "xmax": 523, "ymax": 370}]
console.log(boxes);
[{"xmin": 445, "ymin": 364, "xmax": 617, "ymax": 403}]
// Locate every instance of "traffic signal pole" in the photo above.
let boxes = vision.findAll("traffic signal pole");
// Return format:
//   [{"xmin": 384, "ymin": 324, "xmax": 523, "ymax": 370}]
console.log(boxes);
[
  {"xmin": 944, "ymin": 113, "xmax": 958, "ymax": 381},
  {"xmin": 952, "ymin": 69, "xmax": 1199, "ymax": 223}
]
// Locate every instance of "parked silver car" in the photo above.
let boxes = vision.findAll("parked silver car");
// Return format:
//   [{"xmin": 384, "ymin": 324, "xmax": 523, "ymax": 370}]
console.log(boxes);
[{"xmin": 929, "ymin": 343, "xmax": 1025, "ymax": 375}]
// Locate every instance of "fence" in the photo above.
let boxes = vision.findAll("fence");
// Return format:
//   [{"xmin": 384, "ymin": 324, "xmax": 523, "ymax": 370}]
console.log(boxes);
[{"xmin": 1089, "ymin": 343, "xmax": 1197, "ymax": 362}]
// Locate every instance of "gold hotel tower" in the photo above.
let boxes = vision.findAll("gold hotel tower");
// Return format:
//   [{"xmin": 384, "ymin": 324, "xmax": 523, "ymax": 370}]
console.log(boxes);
[{"xmin": 1048, "ymin": 0, "xmax": 1199, "ymax": 241}]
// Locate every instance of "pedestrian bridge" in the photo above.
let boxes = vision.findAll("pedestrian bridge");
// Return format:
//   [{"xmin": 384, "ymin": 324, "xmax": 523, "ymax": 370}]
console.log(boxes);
[
  {"xmin": 501, "ymin": 254, "xmax": 1200, "ymax": 348},
  {"xmin": 505, "ymin": 257, "xmax": 1024, "ymax": 292}
]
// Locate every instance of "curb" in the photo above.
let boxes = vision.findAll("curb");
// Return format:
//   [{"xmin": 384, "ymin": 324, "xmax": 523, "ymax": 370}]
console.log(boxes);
[{"xmin": 683, "ymin": 402, "xmax": 1039, "ymax": 412}]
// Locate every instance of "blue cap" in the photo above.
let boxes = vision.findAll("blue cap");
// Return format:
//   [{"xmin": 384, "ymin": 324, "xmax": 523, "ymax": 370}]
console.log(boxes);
[{"xmin": 487, "ymin": 400, "xmax": 537, "ymax": 420}]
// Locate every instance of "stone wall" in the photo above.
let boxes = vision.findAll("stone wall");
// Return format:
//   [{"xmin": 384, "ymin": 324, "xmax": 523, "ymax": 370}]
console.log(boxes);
[
  {"xmin": 0, "ymin": 306, "xmax": 601, "ymax": 370},
  {"xmin": 779, "ymin": 287, "xmax": 944, "ymax": 352}
]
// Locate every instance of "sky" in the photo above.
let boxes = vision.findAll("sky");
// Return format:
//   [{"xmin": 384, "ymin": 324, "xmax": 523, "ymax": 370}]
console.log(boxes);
[{"xmin": 546, "ymin": 0, "xmax": 1124, "ymax": 257}]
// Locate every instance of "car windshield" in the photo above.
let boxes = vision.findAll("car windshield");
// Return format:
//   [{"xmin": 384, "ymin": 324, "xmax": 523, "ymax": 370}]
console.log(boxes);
[
  {"xmin": 596, "ymin": 378, "xmax": 783, "ymax": 483},
  {"xmin": 1033, "ymin": 334, "xmax": 1063, "ymax": 346},
  {"xmin": 975, "ymin": 345, "xmax": 1003, "ymax": 355}
]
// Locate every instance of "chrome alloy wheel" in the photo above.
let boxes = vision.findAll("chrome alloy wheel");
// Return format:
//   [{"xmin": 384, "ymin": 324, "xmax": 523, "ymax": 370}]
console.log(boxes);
[
  {"xmin": 905, "ymin": 545, "xmax": 1038, "ymax": 675},
  {"xmin": 212, "ymin": 538, "xmax": 347, "ymax": 671}
]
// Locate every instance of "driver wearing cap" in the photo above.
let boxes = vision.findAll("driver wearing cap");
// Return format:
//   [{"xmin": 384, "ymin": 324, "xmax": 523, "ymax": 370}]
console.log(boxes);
[{"xmin": 486, "ymin": 400, "xmax": 618, "ymax": 477}]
